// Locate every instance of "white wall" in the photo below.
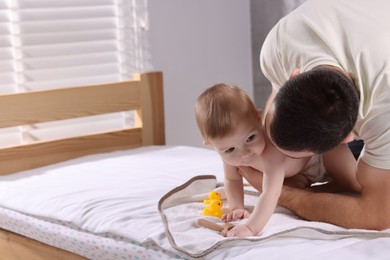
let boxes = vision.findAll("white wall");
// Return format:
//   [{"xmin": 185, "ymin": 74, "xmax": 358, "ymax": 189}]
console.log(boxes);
[{"xmin": 148, "ymin": 0, "xmax": 253, "ymax": 147}]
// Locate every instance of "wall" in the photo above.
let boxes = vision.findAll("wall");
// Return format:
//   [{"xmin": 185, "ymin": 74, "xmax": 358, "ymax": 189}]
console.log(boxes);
[
  {"xmin": 148, "ymin": 0, "xmax": 252, "ymax": 147},
  {"xmin": 250, "ymin": 0, "xmax": 307, "ymax": 108}
]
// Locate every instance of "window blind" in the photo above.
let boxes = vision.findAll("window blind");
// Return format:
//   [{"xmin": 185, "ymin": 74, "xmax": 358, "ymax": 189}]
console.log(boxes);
[{"xmin": 0, "ymin": 0, "xmax": 151, "ymax": 147}]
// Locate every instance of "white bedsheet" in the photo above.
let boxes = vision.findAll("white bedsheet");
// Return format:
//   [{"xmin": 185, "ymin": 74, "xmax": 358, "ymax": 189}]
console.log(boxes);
[
  {"xmin": 0, "ymin": 146, "xmax": 224, "ymax": 243},
  {"xmin": 1, "ymin": 145, "xmax": 390, "ymax": 259}
]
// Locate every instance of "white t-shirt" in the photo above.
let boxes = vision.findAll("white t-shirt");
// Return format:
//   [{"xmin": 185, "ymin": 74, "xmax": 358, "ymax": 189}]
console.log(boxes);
[{"xmin": 260, "ymin": 0, "xmax": 390, "ymax": 169}]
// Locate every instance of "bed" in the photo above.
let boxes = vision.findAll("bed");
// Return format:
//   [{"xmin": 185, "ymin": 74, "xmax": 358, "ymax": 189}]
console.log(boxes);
[
  {"xmin": 1, "ymin": 71, "xmax": 390, "ymax": 260},
  {"xmin": 0, "ymin": 71, "xmax": 167, "ymax": 259}
]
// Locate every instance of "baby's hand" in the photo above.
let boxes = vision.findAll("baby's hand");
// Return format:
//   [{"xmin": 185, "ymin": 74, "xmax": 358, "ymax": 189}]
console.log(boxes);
[
  {"xmin": 226, "ymin": 224, "xmax": 256, "ymax": 238},
  {"xmin": 222, "ymin": 209, "xmax": 250, "ymax": 222}
]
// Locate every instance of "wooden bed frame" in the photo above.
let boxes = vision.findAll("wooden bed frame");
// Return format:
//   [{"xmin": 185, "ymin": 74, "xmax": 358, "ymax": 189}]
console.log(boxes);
[{"xmin": 0, "ymin": 71, "xmax": 165, "ymax": 259}]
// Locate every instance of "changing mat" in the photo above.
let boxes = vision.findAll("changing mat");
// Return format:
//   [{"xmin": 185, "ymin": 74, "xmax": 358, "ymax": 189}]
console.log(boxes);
[{"xmin": 158, "ymin": 175, "xmax": 390, "ymax": 259}]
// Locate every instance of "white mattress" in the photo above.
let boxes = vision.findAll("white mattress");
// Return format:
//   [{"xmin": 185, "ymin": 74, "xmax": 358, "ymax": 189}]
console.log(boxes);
[
  {"xmin": 0, "ymin": 206, "xmax": 180, "ymax": 259},
  {"xmin": 1, "ymin": 145, "xmax": 390, "ymax": 259}
]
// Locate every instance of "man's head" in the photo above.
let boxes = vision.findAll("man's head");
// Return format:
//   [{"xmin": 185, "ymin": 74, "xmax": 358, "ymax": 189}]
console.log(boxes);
[{"xmin": 270, "ymin": 67, "xmax": 359, "ymax": 154}]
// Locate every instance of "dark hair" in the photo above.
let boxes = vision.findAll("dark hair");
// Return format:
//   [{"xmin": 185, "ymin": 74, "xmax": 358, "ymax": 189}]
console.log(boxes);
[{"xmin": 270, "ymin": 67, "xmax": 359, "ymax": 154}]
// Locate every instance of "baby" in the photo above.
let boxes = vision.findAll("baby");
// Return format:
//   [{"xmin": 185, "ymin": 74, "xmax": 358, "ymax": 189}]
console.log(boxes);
[{"xmin": 195, "ymin": 83, "xmax": 330, "ymax": 237}]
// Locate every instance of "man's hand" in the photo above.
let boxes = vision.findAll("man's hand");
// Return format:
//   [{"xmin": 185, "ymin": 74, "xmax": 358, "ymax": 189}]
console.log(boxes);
[
  {"xmin": 222, "ymin": 208, "xmax": 250, "ymax": 222},
  {"xmin": 279, "ymin": 160, "xmax": 390, "ymax": 230},
  {"xmin": 226, "ymin": 223, "xmax": 256, "ymax": 237}
]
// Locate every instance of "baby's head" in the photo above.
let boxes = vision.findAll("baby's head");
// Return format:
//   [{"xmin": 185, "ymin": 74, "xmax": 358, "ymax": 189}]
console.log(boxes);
[{"xmin": 195, "ymin": 83, "xmax": 258, "ymax": 143}]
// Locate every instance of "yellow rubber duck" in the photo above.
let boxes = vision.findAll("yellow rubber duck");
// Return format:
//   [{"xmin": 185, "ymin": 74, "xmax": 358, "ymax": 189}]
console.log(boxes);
[
  {"xmin": 203, "ymin": 191, "xmax": 221, "ymax": 204},
  {"xmin": 202, "ymin": 200, "xmax": 223, "ymax": 218}
]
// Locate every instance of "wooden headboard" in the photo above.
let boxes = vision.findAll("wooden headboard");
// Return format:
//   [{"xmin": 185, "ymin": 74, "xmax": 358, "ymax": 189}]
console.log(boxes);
[{"xmin": 0, "ymin": 71, "xmax": 165, "ymax": 175}]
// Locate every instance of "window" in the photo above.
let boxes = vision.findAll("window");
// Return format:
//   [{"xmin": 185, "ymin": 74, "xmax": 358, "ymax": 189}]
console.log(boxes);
[{"xmin": 0, "ymin": 0, "xmax": 151, "ymax": 146}]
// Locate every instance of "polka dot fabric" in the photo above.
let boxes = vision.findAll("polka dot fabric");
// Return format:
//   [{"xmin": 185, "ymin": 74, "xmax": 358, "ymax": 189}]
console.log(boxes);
[{"xmin": 0, "ymin": 207, "xmax": 185, "ymax": 260}]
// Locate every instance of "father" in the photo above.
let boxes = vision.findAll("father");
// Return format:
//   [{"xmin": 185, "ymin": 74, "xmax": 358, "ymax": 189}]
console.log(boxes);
[{"xmin": 260, "ymin": 0, "xmax": 390, "ymax": 230}]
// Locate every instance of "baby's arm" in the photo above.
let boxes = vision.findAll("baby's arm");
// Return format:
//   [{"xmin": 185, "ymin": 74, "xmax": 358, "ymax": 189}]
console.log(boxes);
[
  {"xmin": 222, "ymin": 163, "xmax": 250, "ymax": 221},
  {"xmin": 227, "ymin": 165, "xmax": 285, "ymax": 237}
]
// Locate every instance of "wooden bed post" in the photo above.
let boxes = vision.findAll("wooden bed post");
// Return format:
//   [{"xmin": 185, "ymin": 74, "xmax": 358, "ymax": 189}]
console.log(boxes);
[
  {"xmin": 134, "ymin": 71, "xmax": 165, "ymax": 145},
  {"xmin": 0, "ymin": 71, "xmax": 164, "ymax": 176}
]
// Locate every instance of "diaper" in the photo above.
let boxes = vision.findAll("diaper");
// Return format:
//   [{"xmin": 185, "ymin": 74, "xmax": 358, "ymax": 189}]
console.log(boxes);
[{"xmin": 302, "ymin": 154, "xmax": 330, "ymax": 184}]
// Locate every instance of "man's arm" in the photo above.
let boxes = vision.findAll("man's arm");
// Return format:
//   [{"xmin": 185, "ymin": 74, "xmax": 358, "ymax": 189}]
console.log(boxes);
[
  {"xmin": 279, "ymin": 160, "xmax": 390, "ymax": 230},
  {"xmin": 310, "ymin": 143, "xmax": 361, "ymax": 193}
]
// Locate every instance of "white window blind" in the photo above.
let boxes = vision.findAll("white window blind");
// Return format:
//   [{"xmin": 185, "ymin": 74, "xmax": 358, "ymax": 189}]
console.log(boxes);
[{"xmin": 0, "ymin": 0, "xmax": 151, "ymax": 147}]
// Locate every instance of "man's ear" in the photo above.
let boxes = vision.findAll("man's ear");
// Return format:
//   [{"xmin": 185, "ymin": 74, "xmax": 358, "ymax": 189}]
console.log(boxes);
[
  {"xmin": 289, "ymin": 68, "xmax": 301, "ymax": 79},
  {"xmin": 340, "ymin": 132, "xmax": 355, "ymax": 144}
]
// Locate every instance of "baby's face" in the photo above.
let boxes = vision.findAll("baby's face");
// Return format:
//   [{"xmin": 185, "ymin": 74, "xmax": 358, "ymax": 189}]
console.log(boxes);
[{"xmin": 208, "ymin": 118, "xmax": 265, "ymax": 167}]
